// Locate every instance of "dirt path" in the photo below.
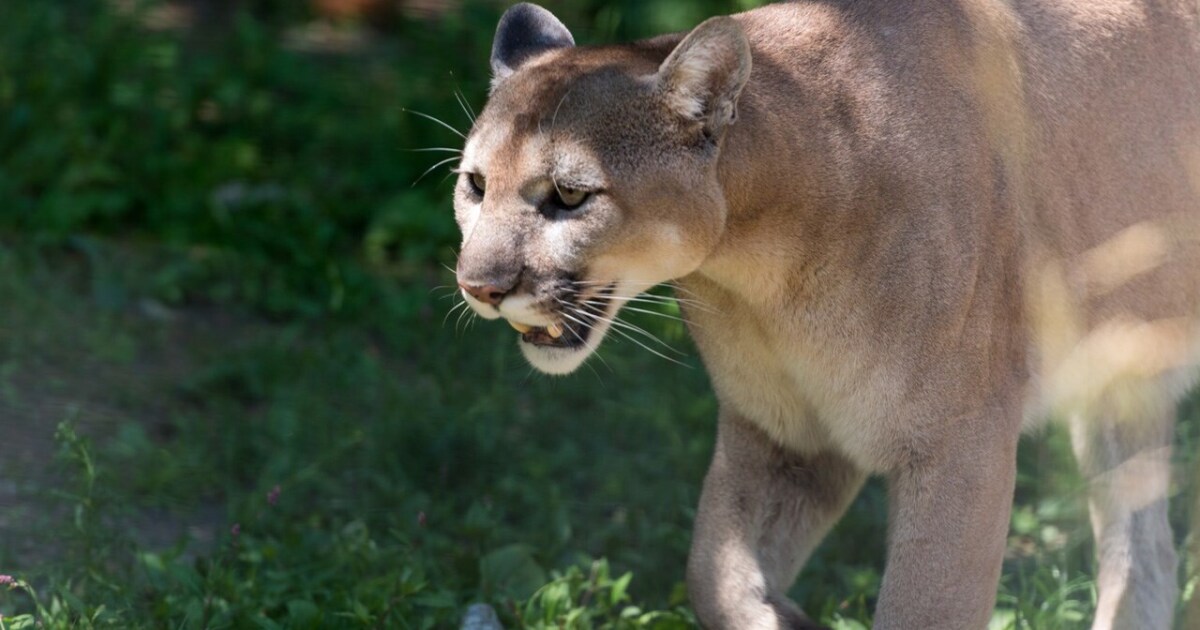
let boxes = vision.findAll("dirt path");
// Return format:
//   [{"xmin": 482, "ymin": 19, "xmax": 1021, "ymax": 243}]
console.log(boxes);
[{"xmin": 0, "ymin": 257, "xmax": 262, "ymax": 569}]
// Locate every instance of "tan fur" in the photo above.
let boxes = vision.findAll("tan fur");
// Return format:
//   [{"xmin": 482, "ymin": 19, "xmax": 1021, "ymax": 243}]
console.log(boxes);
[{"xmin": 454, "ymin": 2, "xmax": 1200, "ymax": 628}]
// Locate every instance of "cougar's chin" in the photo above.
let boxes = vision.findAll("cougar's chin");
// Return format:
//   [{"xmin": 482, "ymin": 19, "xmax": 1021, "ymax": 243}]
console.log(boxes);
[{"xmin": 518, "ymin": 318, "xmax": 615, "ymax": 374}]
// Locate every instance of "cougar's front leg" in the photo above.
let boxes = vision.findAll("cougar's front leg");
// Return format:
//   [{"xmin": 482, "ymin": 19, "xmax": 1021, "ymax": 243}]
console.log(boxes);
[
  {"xmin": 873, "ymin": 409, "xmax": 1020, "ymax": 630},
  {"xmin": 688, "ymin": 411, "xmax": 865, "ymax": 630}
]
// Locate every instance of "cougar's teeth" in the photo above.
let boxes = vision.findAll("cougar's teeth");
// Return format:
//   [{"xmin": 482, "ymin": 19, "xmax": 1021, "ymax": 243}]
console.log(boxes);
[
  {"xmin": 546, "ymin": 322, "xmax": 564, "ymax": 339},
  {"xmin": 509, "ymin": 321, "xmax": 533, "ymax": 334}
]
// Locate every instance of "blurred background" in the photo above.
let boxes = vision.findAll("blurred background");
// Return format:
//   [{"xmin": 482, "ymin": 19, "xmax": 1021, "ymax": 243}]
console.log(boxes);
[{"xmin": 0, "ymin": 0, "xmax": 1197, "ymax": 628}]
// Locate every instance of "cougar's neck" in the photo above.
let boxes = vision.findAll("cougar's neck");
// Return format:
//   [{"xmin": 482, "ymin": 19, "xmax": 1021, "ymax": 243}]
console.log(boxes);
[{"xmin": 690, "ymin": 74, "xmax": 857, "ymax": 312}]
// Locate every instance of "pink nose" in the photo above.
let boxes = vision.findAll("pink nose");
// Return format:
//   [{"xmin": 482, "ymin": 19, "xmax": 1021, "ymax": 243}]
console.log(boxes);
[{"xmin": 458, "ymin": 281, "xmax": 508, "ymax": 307}]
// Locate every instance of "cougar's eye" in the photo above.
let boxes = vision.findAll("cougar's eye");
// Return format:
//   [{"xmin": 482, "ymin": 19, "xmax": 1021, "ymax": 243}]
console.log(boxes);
[
  {"xmin": 467, "ymin": 172, "xmax": 486, "ymax": 197},
  {"xmin": 554, "ymin": 186, "xmax": 590, "ymax": 210}
]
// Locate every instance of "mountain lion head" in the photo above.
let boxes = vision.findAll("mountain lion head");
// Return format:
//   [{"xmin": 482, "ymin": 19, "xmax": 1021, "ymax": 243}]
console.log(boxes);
[{"xmin": 453, "ymin": 3, "xmax": 750, "ymax": 374}]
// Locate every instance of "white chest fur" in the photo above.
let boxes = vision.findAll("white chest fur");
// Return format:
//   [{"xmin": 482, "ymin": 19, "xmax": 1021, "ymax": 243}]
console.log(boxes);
[{"xmin": 683, "ymin": 283, "xmax": 910, "ymax": 473}]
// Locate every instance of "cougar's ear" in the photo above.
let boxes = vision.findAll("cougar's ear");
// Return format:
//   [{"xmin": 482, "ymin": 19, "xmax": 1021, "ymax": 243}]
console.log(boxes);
[
  {"xmin": 656, "ymin": 16, "xmax": 752, "ymax": 139},
  {"xmin": 491, "ymin": 3, "xmax": 574, "ymax": 84}
]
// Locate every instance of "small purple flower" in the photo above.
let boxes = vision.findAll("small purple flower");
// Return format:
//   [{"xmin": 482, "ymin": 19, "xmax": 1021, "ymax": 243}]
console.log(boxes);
[
  {"xmin": 0, "ymin": 574, "xmax": 13, "ymax": 586},
  {"xmin": 230, "ymin": 523, "xmax": 241, "ymax": 538},
  {"xmin": 267, "ymin": 484, "xmax": 281, "ymax": 506}
]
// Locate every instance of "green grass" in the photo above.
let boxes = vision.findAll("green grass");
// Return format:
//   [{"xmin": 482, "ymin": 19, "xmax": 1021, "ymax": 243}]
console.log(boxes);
[
  {"xmin": 1, "ymin": 1, "xmax": 1199, "ymax": 628},
  {"xmin": 0, "ymin": 238, "xmax": 717, "ymax": 628},
  {"xmin": 8, "ymin": 234, "xmax": 1196, "ymax": 630}
]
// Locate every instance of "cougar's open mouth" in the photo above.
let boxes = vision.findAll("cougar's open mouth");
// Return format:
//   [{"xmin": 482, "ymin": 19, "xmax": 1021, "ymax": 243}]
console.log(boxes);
[
  {"xmin": 508, "ymin": 319, "xmax": 581, "ymax": 348},
  {"xmin": 507, "ymin": 285, "xmax": 615, "ymax": 350}
]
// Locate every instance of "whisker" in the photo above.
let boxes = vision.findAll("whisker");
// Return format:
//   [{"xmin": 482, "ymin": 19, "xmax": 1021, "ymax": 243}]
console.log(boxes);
[
  {"xmin": 557, "ymin": 306, "xmax": 600, "ymax": 336},
  {"xmin": 607, "ymin": 294, "xmax": 717, "ymax": 314},
  {"xmin": 444, "ymin": 300, "xmax": 470, "ymax": 328},
  {"xmin": 598, "ymin": 296, "xmax": 682, "ymax": 306},
  {"xmin": 438, "ymin": 170, "xmax": 458, "ymax": 187},
  {"xmin": 611, "ymin": 319, "xmax": 685, "ymax": 355},
  {"xmin": 448, "ymin": 71, "xmax": 478, "ymax": 121},
  {"xmin": 597, "ymin": 292, "xmax": 680, "ymax": 302},
  {"xmin": 599, "ymin": 316, "xmax": 688, "ymax": 357},
  {"xmin": 453, "ymin": 90, "xmax": 476, "ymax": 124},
  {"xmin": 406, "ymin": 147, "xmax": 462, "ymax": 154},
  {"xmin": 455, "ymin": 302, "xmax": 474, "ymax": 333},
  {"xmin": 574, "ymin": 299, "xmax": 687, "ymax": 357},
  {"xmin": 632, "ymin": 297, "xmax": 716, "ymax": 314},
  {"xmin": 665, "ymin": 282, "xmax": 713, "ymax": 303},
  {"xmin": 570, "ymin": 283, "xmax": 693, "ymax": 300},
  {"xmin": 568, "ymin": 281, "xmax": 675, "ymax": 294},
  {"xmin": 412, "ymin": 155, "xmax": 461, "ymax": 187},
  {"xmin": 664, "ymin": 280, "xmax": 698, "ymax": 293},
  {"xmin": 443, "ymin": 300, "xmax": 468, "ymax": 328},
  {"xmin": 403, "ymin": 108, "xmax": 466, "ymax": 139},
  {"xmin": 582, "ymin": 358, "xmax": 608, "ymax": 383},
  {"xmin": 430, "ymin": 285, "xmax": 463, "ymax": 301},
  {"xmin": 556, "ymin": 307, "xmax": 614, "ymax": 371},
  {"xmin": 564, "ymin": 281, "xmax": 717, "ymax": 313},
  {"xmin": 617, "ymin": 304, "xmax": 696, "ymax": 327},
  {"xmin": 603, "ymin": 320, "xmax": 692, "ymax": 368},
  {"xmin": 569, "ymin": 281, "xmax": 711, "ymax": 308},
  {"xmin": 663, "ymin": 286, "xmax": 718, "ymax": 310},
  {"xmin": 461, "ymin": 92, "xmax": 477, "ymax": 121}
]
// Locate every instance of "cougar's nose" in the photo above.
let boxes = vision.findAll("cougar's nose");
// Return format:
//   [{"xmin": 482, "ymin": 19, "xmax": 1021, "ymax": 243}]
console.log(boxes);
[
  {"xmin": 456, "ymin": 253, "xmax": 522, "ymax": 307},
  {"xmin": 458, "ymin": 280, "xmax": 511, "ymax": 307}
]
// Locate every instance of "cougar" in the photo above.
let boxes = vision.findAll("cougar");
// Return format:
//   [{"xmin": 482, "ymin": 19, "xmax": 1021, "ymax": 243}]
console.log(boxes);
[{"xmin": 450, "ymin": 2, "xmax": 1200, "ymax": 628}]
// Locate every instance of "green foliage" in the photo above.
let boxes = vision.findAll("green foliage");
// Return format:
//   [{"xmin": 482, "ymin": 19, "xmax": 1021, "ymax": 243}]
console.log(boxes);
[
  {"xmin": 0, "ymin": 243, "xmax": 722, "ymax": 628},
  {"xmin": 0, "ymin": 0, "xmax": 758, "ymax": 319},
  {"xmin": 517, "ymin": 559, "xmax": 694, "ymax": 629},
  {"xmin": 2, "ymin": 0, "xmax": 468, "ymax": 318},
  {"xmin": 482, "ymin": 545, "xmax": 549, "ymax": 602}
]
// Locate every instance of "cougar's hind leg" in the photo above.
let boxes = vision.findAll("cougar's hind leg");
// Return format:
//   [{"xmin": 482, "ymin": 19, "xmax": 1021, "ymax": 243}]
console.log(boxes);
[
  {"xmin": 1069, "ymin": 393, "xmax": 1178, "ymax": 630},
  {"xmin": 687, "ymin": 411, "xmax": 865, "ymax": 630}
]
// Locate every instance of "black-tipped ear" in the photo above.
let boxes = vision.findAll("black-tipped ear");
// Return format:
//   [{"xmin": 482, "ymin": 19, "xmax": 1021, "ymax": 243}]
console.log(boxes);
[
  {"xmin": 656, "ymin": 16, "xmax": 752, "ymax": 139},
  {"xmin": 491, "ymin": 3, "xmax": 574, "ymax": 83}
]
